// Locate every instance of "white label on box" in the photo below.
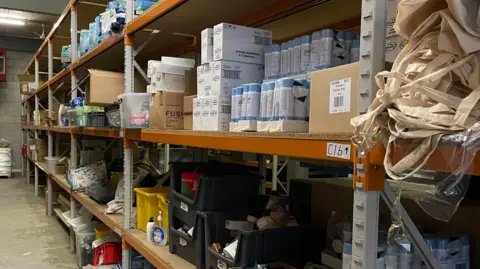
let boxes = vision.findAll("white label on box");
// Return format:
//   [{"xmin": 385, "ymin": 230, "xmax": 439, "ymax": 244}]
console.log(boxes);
[
  {"xmin": 180, "ymin": 202, "xmax": 188, "ymax": 212},
  {"xmin": 326, "ymin": 143, "xmax": 351, "ymax": 160},
  {"xmin": 179, "ymin": 238, "xmax": 187, "ymax": 246},
  {"xmin": 217, "ymin": 260, "xmax": 227, "ymax": 269},
  {"xmin": 329, "ymin": 78, "xmax": 351, "ymax": 114}
]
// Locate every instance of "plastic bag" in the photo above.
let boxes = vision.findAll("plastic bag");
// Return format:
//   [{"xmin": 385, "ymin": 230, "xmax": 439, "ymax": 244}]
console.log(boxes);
[{"xmin": 351, "ymin": 0, "xmax": 480, "ymax": 222}]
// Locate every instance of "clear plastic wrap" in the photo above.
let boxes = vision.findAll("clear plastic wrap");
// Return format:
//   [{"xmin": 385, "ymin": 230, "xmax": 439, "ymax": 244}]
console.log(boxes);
[{"xmin": 385, "ymin": 122, "xmax": 480, "ymax": 222}]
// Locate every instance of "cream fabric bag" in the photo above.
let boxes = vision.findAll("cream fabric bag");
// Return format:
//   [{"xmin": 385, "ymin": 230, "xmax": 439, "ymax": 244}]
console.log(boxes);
[{"xmin": 352, "ymin": 0, "xmax": 480, "ymax": 180}]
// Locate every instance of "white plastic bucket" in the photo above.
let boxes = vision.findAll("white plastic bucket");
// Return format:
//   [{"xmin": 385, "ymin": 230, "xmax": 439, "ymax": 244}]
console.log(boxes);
[
  {"xmin": 45, "ymin": 156, "xmax": 60, "ymax": 174},
  {"xmin": 119, "ymin": 93, "xmax": 151, "ymax": 128}
]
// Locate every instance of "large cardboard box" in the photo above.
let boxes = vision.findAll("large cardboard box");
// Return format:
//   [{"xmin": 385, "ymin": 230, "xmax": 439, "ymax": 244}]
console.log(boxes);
[
  {"xmin": 150, "ymin": 92, "xmax": 184, "ymax": 130},
  {"xmin": 210, "ymin": 60, "xmax": 264, "ymax": 97},
  {"xmin": 183, "ymin": 95, "xmax": 196, "ymax": 130},
  {"xmin": 213, "ymin": 23, "xmax": 272, "ymax": 65},
  {"xmin": 309, "ymin": 63, "xmax": 359, "ymax": 134},
  {"xmin": 87, "ymin": 69, "xmax": 146, "ymax": 105}
]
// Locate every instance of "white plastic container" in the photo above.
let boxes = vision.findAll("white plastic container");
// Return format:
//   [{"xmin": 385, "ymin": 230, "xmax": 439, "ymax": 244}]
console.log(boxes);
[
  {"xmin": 45, "ymin": 156, "xmax": 60, "ymax": 174},
  {"xmin": 152, "ymin": 63, "xmax": 190, "ymax": 92},
  {"xmin": 119, "ymin": 93, "xmax": 151, "ymax": 128}
]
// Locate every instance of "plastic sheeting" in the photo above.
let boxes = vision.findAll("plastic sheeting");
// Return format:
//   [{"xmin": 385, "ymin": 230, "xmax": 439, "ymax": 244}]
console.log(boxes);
[{"xmin": 351, "ymin": 0, "xmax": 480, "ymax": 222}]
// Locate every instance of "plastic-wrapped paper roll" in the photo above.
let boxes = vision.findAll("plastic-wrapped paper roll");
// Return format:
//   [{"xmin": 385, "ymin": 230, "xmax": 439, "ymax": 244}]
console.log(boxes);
[
  {"xmin": 260, "ymin": 83, "xmax": 268, "ymax": 122},
  {"xmin": 332, "ymin": 31, "xmax": 347, "ymax": 67},
  {"xmin": 281, "ymin": 42, "xmax": 290, "ymax": 77},
  {"xmin": 270, "ymin": 44, "xmax": 281, "ymax": 79},
  {"xmin": 342, "ymin": 243, "xmax": 352, "ymax": 269},
  {"xmin": 292, "ymin": 79, "xmax": 310, "ymax": 120},
  {"xmin": 300, "ymin": 35, "xmax": 312, "ymax": 74},
  {"xmin": 275, "ymin": 78, "xmax": 295, "ymax": 120},
  {"xmin": 231, "ymin": 87, "xmax": 243, "ymax": 122},
  {"xmin": 240, "ymin": 84, "xmax": 249, "ymax": 121},
  {"xmin": 287, "ymin": 40, "xmax": 295, "ymax": 76},
  {"xmin": 385, "ymin": 243, "xmax": 399, "ymax": 269},
  {"xmin": 344, "ymin": 31, "xmax": 355, "ymax": 63},
  {"xmin": 246, "ymin": 83, "xmax": 261, "ymax": 120},
  {"xmin": 310, "ymin": 29, "xmax": 334, "ymax": 71},
  {"xmin": 291, "ymin": 37, "xmax": 302, "ymax": 75},
  {"xmin": 265, "ymin": 82, "xmax": 275, "ymax": 121},
  {"xmin": 350, "ymin": 38, "xmax": 360, "ymax": 63}
]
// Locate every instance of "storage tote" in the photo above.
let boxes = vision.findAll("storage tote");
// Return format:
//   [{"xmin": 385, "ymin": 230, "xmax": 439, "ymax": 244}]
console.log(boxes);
[
  {"xmin": 134, "ymin": 187, "xmax": 169, "ymax": 232},
  {"xmin": 169, "ymin": 162, "xmax": 262, "ymax": 226}
]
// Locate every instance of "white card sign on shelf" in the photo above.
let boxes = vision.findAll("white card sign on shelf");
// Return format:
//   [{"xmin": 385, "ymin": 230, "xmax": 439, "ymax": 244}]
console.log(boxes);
[{"xmin": 326, "ymin": 143, "xmax": 351, "ymax": 160}]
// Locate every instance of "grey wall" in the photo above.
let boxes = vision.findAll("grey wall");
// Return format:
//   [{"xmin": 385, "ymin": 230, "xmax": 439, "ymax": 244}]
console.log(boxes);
[
  {"xmin": 0, "ymin": 36, "xmax": 42, "ymax": 53},
  {"xmin": 0, "ymin": 50, "xmax": 32, "ymax": 171}
]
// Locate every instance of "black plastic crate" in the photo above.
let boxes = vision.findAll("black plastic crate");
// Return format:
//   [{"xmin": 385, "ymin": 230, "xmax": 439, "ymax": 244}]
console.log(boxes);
[
  {"xmin": 88, "ymin": 112, "xmax": 107, "ymax": 127},
  {"xmin": 168, "ymin": 205, "xmax": 206, "ymax": 269},
  {"xmin": 203, "ymin": 211, "xmax": 309, "ymax": 268},
  {"xmin": 169, "ymin": 162, "xmax": 262, "ymax": 226}
]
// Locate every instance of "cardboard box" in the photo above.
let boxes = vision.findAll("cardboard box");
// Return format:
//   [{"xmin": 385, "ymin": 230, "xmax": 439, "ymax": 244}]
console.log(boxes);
[
  {"xmin": 210, "ymin": 60, "xmax": 264, "ymax": 97},
  {"xmin": 184, "ymin": 114, "xmax": 193, "ymax": 130},
  {"xmin": 17, "ymin": 74, "xmax": 36, "ymax": 95},
  {"xmin": 193, "ymin": 97, "xmax": 203, "ymax": 130},
  {"xmin": 87, "ymin": 69, "xmax": 146, "ymax": 105},
  {"xmin": 213, "ymin": 23, "xmax": 272, "ymax": 65},
  {"xmin": 209, "ymin": 95, "xmax": 231, "ymax": 131},
  {"xmin": 185, "ymin": 70, "xmax": 197, "ymax": 96},
  {"xmin": 197, "ymin": 64, "xmax": 212, "ymax": 97},
  {"xmin": 309, "ymin": 63, "xmax": 359, "ymax": 134},
  {"xmin": 201, "ymin": 28, "xmax": 213, "ymax": 64},
  {"xmin": 183, "ymin": 95, "xmax": 196, "ymax": 130},
  {"xmin": 387, "ymin": 0, "xmax": 399, "ymax": 38},
  {"xmin": 150, "ymin": 92, "xmax": 184, "ymax": 129},
  {"xmin": 385, "ymin": 35, "xmax": 407, "ymax": 63}
]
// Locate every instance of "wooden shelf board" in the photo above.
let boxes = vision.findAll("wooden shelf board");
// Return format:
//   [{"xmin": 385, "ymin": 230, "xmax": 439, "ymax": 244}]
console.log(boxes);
[
  {"xmin": 126, "ymin": 129, "xmax": 353, "ymax": 160},
  {"xmin": 50, "ymin": 173, "xmax": 71, "ymax": 194},
  {"xmin": 124, "ymin": 229, "xmax": 195, "ymax": 269},
  {"xmin": 72, "ymin": 192, "xmax": 123, "ymax": 235}
]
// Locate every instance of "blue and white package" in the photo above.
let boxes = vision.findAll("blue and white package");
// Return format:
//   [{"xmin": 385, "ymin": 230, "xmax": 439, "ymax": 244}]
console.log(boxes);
[
  {"xmin": 291, "ymin": 37, "xmax": 302, "ymax": 75},
  {"xmin": 310, "ymin": 29, "xmax": 334, "ymax": 71},
  {"xmin": 292, "ymin": 79, "xmax": 309, "ymax": 121},
  {"xmin": 332, "ymin": 31, "xmax": 347, "ymax": 67},
  {"xmin": 246, "ymin": 83, "xmax": 261, "ymax": 120},
  {"xmin": 344, "ymin": 31, "xmax": 355, "ymax": 63},
  {"xmin": 436, "ymin": 238, "xmax": 449, "ymax": 268},
  {"xmin": 240, "ymin": 84, "xmax": 249, "ymax": 121},
  {"xmin": 79, "ymin": 30, "xmax": 90, "ymax": 56},
  {"xmin": 459, "ymin": 234, "xmax": 470, "ymax": 269},
  {"xmin": 287, "ymin": 40, "xmax": 295, "ymax": 76},
  {"xmin": 231, "ymin": 87, "xmax": 243, "ymax": 122},
  {"xmin": 265, "ymin": 81, "xmax": 275, "ymax": 121},
  {"xmin": 350, "ymin": 38, "xmax": 360, "ymax": 63},
  {"xmin": 385, "ymin": 243, "xmax": 399, "ymax": 269},
  {"xmin": 300, "ymin": 35, "xmax": 311, "ymax": 74},
  {"xmin": 264, "ymin": 44, "xmax": 281, "ymax": 80},
  {"xmin": 280, "ymin": 42, "xmax": 290, "ymax": 77}
]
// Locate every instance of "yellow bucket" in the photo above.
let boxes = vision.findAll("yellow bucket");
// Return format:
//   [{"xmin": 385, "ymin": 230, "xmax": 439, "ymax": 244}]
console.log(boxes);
[
  {"xmin": 134, "ymin": 187, "xmax": 169, "ymax": 232},
  {"xmin": 94, "ymin": 225, "xmax": 110, "ymax": 240}
]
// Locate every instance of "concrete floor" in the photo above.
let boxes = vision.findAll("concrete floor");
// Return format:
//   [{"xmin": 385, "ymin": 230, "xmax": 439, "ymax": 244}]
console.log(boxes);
[{"xmin": 0, "ymin": 176, "xmax": 77, "ymax": 269}]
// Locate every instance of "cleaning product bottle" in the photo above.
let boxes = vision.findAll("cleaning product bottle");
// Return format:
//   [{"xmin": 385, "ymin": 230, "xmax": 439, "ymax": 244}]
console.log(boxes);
[
  {"xmin": 151, "ymin": 211, "xmax": 168, "ymax": 246},
  {"xmin": 146, "ymin": 217, "xmax": 155, "ymax": 242}
]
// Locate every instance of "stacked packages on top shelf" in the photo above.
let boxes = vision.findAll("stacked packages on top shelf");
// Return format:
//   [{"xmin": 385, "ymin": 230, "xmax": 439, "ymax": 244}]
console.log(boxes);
[
  {"xmin": 146, "ymin": 57, "xmax": 195, "ymax": 130},
  {"xmin": 194, "ymin": 23, "xmax": 270, "ymax": 132}
]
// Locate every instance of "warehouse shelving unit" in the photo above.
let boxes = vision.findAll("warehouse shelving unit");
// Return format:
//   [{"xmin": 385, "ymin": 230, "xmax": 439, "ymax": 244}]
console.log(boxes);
[{"xmin": 20, "ymin": 0, "xmax": 475, "ymax": 268}]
